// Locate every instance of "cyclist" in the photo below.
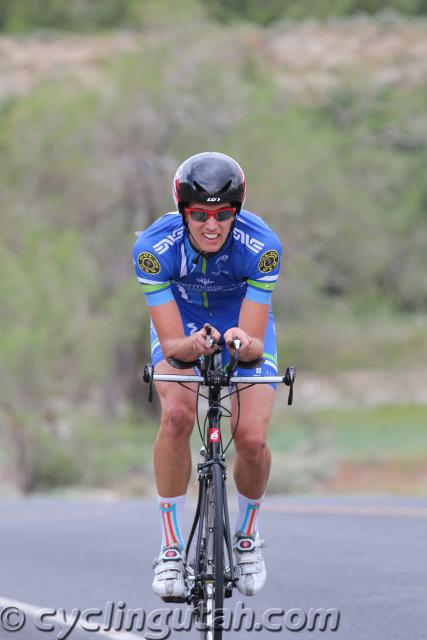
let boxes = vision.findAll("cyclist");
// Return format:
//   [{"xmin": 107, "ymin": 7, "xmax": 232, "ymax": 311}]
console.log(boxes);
[{"xmin": 133, "ymin": 152, "xmax": 282, "ymax": 600}]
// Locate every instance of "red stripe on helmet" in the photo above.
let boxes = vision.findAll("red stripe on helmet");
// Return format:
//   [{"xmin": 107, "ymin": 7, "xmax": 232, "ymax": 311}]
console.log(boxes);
[{"xmin": 174, "ymin": 177, "xmax": 180, "ymax": 201}]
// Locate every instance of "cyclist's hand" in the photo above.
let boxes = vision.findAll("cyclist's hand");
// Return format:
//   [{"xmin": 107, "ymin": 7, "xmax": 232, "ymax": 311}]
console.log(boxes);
[
  {"xmin": 224, "ymin": 327, "xmax": 252, "ymax": 358},
  {"xmin": 190, "ymin": 324, "xmax": 221, "ymax": 356}
]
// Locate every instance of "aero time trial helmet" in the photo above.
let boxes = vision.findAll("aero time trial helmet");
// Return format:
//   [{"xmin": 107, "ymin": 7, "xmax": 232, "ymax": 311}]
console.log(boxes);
[{"xmin": 173, "ymin": 152, "xmax": 246, "ymax": 215}]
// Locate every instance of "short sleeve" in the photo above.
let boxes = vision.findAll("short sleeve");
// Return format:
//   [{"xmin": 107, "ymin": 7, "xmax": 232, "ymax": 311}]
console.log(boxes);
[
  {"xmin": 132, "ymin": 235, "xmax": 174, "ymax": 307},
  {"xmin": 244, "ymin": 234, "xmax": 282, "ymax": 305}
]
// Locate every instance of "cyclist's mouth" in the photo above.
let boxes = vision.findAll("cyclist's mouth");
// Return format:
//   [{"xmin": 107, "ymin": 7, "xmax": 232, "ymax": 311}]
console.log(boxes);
[{"xmin": 202, "ymin": 233, "xmax": 220, "ymax": 243}]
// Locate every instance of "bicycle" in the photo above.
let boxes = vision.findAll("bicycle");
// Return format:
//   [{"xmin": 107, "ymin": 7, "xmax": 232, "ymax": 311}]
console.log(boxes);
[{"xmin": 143, "ymin": 326, "xmax": 295, "ymax": 640}]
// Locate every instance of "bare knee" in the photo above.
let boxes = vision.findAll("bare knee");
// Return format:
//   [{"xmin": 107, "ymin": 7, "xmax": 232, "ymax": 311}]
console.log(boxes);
[
  {"xmin": 234, "ymin": 431, "xmax": 269, "ymax": 465},
  {"xmin": 161, "ymin": 403, "xmax": 195, "ymax": 441}
]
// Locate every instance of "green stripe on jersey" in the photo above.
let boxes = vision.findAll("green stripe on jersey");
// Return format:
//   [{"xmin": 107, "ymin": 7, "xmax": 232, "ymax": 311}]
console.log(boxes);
[
  {"xmin": 141, "ymin": 281, "xmax": 171, "ymax": 294},
  {"xmin": 247, "ymin": 279, "xmax": 276, "ymax": 291},
  {"xmin": 263, "ymin": 352, "xmax": 278, "ymax": 364}
]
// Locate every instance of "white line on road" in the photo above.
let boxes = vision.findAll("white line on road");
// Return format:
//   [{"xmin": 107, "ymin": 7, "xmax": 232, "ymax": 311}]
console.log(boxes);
[{"xmin": 0, "ymin": 596, "xmax": 142, "ymax": 640}]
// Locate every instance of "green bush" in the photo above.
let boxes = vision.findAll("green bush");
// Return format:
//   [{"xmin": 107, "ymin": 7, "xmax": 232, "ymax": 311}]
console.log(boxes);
[
  {"xmin": 1, "ymin": 0, "xmax": 427, "ymax": 33},
  {"xmin": 0, "ymin": 0, "xmax": 142, "ymax": 32},
  {"xmin": 32, "ymin": 435, "xmax": 81, "ymax": 490},
  {"xmin": 206, "ymin": 0, "xmax": 427, "ymax": 24},
  {"xmin": 0, "ymin": 0, "xmax": 206, "ymax": 32}
]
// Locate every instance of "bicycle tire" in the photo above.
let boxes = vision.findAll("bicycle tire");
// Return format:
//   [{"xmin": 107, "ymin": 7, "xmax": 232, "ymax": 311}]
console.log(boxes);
[
  {"xmin": 199, "ymin": 462, "xmax": 225, "ymax": 640},
  {"xmin": 212, "ymin": 461, "xmax": 225, "ymax": 638}
]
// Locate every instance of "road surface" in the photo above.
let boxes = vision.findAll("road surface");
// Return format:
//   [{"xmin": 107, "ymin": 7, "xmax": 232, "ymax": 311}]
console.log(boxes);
[{"xmin": 0, "ymin": 495, "xmax": 426, "ymax": 639}]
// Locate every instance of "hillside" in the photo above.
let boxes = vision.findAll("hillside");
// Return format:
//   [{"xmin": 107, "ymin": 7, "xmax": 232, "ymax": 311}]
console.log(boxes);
[
  {"xmin": 1, "ymin": 17, "xmax": 427, "ymax": 98},
  {"xmin": 1, "ymin": 17, "xmax": 426, "ymax": 494}
]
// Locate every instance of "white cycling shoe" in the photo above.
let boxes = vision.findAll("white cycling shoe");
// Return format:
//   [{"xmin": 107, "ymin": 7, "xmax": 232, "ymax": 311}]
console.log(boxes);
[
  {"xmin": 233, "ymin": 532, "xmax": 267, "ymax": 596},
  {"xmin": 152, "ymin": 545, "xmax": 187, "ymax": 602}
]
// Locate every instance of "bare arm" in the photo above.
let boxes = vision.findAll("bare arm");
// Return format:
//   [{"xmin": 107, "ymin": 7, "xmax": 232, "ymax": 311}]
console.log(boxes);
[
  {"xmin": 223, "ymin": 298, "xmax": 269, "ymax": 361},
  {"xmin": 150, "ymin": 301, "xmax": 221, "ymax": 361}
]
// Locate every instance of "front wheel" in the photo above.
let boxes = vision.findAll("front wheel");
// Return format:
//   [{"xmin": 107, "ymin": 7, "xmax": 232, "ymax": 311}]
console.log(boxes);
[
  {"xmin": 212, "ymin": 461, "xmax": 224, "ymax": 635},
  {"xmin": 201, "ymin": 462, "xmax": 225, "ymax": 640}
]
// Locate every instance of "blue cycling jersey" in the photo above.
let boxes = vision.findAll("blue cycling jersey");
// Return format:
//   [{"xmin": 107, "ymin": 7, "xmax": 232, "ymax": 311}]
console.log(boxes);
[
  {"xmin": 132, "ymin": 209, "xmax": 282, "ymax": 311},
  {"xmin": 133, "ymin": 209, "xmax": 282, "ymax": 383}
]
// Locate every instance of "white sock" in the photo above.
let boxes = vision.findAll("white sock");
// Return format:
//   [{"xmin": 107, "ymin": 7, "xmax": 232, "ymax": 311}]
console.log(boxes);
[
  {"xmin": 234, "ymin": 490, "xmax": 264, "ymax": 537},
  {"xmin": 157, "ymin": 494, "xmax": 186, "ymax": 551}
]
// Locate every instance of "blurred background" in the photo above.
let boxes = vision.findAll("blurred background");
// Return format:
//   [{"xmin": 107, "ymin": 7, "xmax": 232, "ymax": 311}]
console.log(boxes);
[{"xmin": 0, "ymin": 0, "xmax": 426, "ymax": 498}]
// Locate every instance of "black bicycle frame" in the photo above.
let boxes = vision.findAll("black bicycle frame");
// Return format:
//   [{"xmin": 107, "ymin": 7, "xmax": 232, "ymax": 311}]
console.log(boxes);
[{"xmin": 186, "ymin": 375, "xmax": 234, "ymax": 601}]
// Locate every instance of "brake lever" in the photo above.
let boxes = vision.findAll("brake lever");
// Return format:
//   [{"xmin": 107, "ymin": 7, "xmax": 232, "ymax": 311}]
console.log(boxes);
[
  {"xmin": 200, "ymin": 324, "xmax": 217, "ymax": 378},
  {"xmin": 232, "ymin": 337, "xmax": 241, "ymax": 363},
  {"xmin": 143, "ymin": 364, "xmax": 154, "ymax": 403},
  {"xmin": 204, "ymin": 323, "xmax": 215, "ymax": 349},
  {"xmin": 284, "ymin": 366, "xmax": 296, "ymax": 406},
  {"xmin": 225, "ymin": 336, "xmax": 241, "ymax": 375}
]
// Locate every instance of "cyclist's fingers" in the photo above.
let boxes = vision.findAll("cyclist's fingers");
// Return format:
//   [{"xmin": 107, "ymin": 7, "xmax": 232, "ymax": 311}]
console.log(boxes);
[
  {"xmin": 227, "ymin": 337, "xmax": 253, "ymax": 355},
  {"xmin": 202, "ymin": 322, "xmax": 212, "ymax": 335},
  {"xmin": 201, "ymin": 324, "xmax": 220, "ymax": 344},
  {"xmin": 226, "ymin": 339, "xmax": 242, "ymax": 349},
  {"xmin": 210, "ymin": 327, "xmax": 221, "ymax": 343},
  {"xmin": 223, "ymin": 327, "xmax": 239, "ymax": 342},
  {"xmin": 194, "ymin": 333, "xmax": 216, "ymax": 353},
  {"xmin": 194, "ymin": 333, "xmax": 207, "ymax": 347},
  {"xmin": 197, "ymin": 343, "xmax": 216, "ymax": 355}
]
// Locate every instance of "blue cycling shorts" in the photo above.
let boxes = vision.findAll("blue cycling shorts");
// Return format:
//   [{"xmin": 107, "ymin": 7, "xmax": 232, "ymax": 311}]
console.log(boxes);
[{"xmin": 150, "ymin": 304, "xmax": 278, "ymax": 389}]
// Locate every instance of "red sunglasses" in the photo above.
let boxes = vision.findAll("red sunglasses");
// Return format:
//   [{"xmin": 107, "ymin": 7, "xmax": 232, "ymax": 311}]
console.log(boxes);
[{"xmin": 185, "ymin": 206, "xmax": 236, "ymax": 222}]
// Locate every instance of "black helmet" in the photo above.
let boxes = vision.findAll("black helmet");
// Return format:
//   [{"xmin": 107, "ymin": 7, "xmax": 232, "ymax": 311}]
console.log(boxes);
[{"xmin": 173, "ymin": 152, "xmax": 246, "ymax": 215}]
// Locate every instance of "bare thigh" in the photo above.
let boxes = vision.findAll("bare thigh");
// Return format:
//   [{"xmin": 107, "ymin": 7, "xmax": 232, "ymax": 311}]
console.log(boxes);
[{"xmin": 230, "ymin": 384, "xmax": 276, "ymax": 448}]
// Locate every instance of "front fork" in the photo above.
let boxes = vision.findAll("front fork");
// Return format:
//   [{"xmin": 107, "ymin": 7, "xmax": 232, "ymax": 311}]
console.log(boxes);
[
  {"xmin": 206, "ymin": 386, "xmax": 234, "ymax": 596},
  {"xmin": 185, "ymin": 391, "xmax": 234, "ymax": 605}
]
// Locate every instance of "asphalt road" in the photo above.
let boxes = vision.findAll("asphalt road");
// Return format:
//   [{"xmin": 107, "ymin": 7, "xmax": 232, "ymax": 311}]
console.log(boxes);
[{"xmin": 0, "ymin": 495, "xmax": 426, "ymax": 640}]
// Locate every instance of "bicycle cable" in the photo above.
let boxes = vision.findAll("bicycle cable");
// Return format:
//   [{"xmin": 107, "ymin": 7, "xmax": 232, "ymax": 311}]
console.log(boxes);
[
  {"xmin": 173, "ymin": 341, "xmax": 251, "ymax": 454},
  {"xmin": 177, "ymin": 380, "xmax": 235, "ymax": 452},
  {"xmin": 222, "ymin": 383, "xmax": 241, "ymax": 455},
  {"xmin": 197, "ymin": 383, "xmax": 207, "ymax": 449}
]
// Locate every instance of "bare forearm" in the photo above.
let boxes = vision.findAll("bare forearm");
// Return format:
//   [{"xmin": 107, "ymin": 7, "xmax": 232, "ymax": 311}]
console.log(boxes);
[
  {"xmin": 239, "ymin": 336, "xmax": 264, "ymax": 361},
  {"xmin": 161, "ymin": 324, "xmax": 221, "ymax": 361},
  {"xmin": 162, "ymin": 336, "xmax": 198, "ymax": 361}
]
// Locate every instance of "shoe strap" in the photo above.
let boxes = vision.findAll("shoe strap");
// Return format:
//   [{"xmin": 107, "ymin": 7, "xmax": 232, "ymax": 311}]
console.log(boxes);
[
  {"xmin": 154, "ymin": 560, "xmax": 183, "ymax": 577},
  {"xmin": 240, "ymin": 561, "xmax": 262, "ymax": 575}
]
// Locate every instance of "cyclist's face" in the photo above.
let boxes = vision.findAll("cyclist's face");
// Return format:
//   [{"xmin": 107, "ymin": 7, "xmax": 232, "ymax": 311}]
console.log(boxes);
[{"xmin": 185, "ymin": 202, "xmax": 235, "ymax": 253}]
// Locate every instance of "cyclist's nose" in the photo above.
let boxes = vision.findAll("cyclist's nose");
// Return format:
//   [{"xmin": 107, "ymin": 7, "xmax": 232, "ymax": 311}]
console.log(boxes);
[{"xmin": 204, "ymin": 217, "xmax": 219, "ymax": 231}]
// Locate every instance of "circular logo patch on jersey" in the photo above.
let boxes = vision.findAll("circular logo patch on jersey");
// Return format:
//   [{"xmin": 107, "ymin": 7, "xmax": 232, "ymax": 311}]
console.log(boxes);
[
  {"xmin": 258, "ymin": 250, "xmax": 279, "ymax": 273},
  {"xmin": 138, "ymin": 251, "xmax": 161, "ymax": 275}
]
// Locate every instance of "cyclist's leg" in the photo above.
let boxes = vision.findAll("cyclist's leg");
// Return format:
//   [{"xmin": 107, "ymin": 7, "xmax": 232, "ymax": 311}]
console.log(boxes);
[
  {"xmin": 151, "ymin": 329, "xmax": 198, "ymax": 599},
  {"xmin": 229, "ymin": 384, "xmax": 274, "ymax": 597},
  {"xmin": 227, "ymin": 307, "xmax": 278, "ymax": 498},
  {"xmin": 231, "ymin": 383, "xmax": 275, "ymax": 500},
  {"xmin": 228, "ymin": 381, "xmax": 274, "ymax": 596},
  {"xmin": 150, "ymin": 317, "xmax": 197, "ymax": 499},
  {"xmin": 154, "ymin": 358, "xmax": 197, "ymax": 498}
]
